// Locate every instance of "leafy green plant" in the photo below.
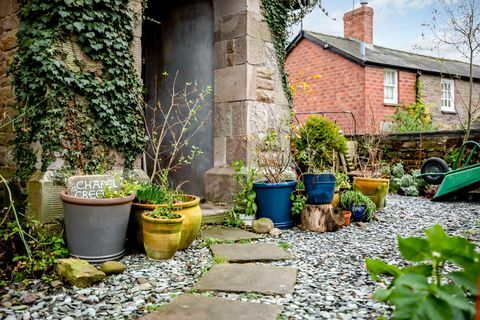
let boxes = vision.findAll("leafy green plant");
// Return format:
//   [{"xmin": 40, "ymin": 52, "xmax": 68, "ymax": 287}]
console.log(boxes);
[
  {"xmin": 292, "ymin": 115, "xmax": 347, "ymax": 173},
  {"xmin": 212, "ymin": 255, "xmax": 228, "ymax": 264},
  {"xmin": 11, "ymin": 0, "xmax": 146, "ymax": 180},
  {"xmin": 145, "ymin": 207, "xmax": 182, "ymax": 220},
  {"xmin": 225, "ymin": 160, "xmax": 257, "ymax": 226},
  {"xmin": 340, "ymin": 190, "xmax": 376, "ymax": 220},
  {"xmin": 277, "ymin": 241, "xmax": 290, "ymax": 250},
  {"xmin": 290, "ymin": 192, "xmax": 306, "ymax": 215},
  {"xmin": 335, "ymin": 172, "xmax": 351, "ymax": 190},
  {"xmin": 366, "ymin": 224, "xmax": 479, "ymax": 320},
  {"xmin": 388, "ymin": 163, "xmax": 428, "ymax": 196},
  {"xmin": 135, "ymin": 183, "xmax": 183, "ymax": 205}
]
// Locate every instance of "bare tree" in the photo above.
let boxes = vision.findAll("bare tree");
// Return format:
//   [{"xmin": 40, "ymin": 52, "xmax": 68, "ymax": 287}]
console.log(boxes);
[{"xmin": 430, "ymin": 0, "xmax": 480, "ymax": 142}]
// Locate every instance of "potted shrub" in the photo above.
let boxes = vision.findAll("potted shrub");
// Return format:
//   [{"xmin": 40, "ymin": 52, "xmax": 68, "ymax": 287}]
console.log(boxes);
[
  {"xmin": 340, "ymin": 190, "xmax": 376, "ymax": 222},
  {"xmin": 130, "ymin": 182, "xmax": 201, "ymax": 251},
  {"xmin": 142, "ymin": 207, "xmax": 184, "ymax": 260},
  {"xmin": 354, "ymin": 135, "xmax": 389, "ymax": 209},
  {"xmin": 253, "ymin": 128, "xmax": 297, "ymax": 229},
  {"xmin": 292, "ymin": 115, "xmax": 347, "ymax": 205},
  {"xmin": 59, "ymin": 174, "xmax": 137, "ymax": 263}
]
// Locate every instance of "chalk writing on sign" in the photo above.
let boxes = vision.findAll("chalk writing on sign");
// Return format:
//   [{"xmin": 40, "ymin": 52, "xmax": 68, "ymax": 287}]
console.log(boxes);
[{"xmin": 67, "ymin": 175, "xmax": 119, "ymax": 199}]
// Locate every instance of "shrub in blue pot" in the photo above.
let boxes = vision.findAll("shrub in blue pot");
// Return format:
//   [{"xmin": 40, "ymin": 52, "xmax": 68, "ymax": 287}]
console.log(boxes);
[
  {"xmin": 340, "ymin": 190, "xmax": 377, "ymax": 222},
  {"xmin": 303, "ymin": 173, "xmax": 336, "ymax": 204}
]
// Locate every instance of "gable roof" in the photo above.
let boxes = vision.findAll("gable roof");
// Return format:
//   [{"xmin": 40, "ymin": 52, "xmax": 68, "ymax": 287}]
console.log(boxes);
[{"xmin": 287, "ymin": 31, "xmax": 480, "ymax": 79}]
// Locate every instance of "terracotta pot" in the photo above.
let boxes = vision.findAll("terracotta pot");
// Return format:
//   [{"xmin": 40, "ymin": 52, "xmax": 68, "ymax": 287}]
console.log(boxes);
[
  {"xmin": 342, "ymin": 210, "xmax": 352, "ymax": 226},
  {"xmin": 353, "ymin": 177, "xmax": 389, "ymax": 209},
  {"xmin": 130, "ymin": 195, "xmax": 202, "ymax": 251},
  {"xmin": 142, "ymin": 213, "xmax": 184, "ymax": 260}
]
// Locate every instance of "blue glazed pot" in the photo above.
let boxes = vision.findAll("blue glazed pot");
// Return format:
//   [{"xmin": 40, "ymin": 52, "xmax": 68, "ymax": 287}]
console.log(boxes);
[
  {"xmin": 303, "ymin": 173, "xmax": 336, "ymax": 205},
  {"xmin": 253, "ymin": 180, "xmax": 297, "ymax": 229},
  {"xmin": 351, "ymin": 205, "xmax": 366, "ymax": 222}
]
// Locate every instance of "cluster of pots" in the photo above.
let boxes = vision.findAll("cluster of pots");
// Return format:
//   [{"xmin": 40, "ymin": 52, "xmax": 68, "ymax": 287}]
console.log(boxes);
[
  {"xmin": 254, "ymin": 173, "xmax": 389, "ymax": 228},
  {"xmin": 59, "ymin": 192, "xmax": 202, "ymax": 263}
]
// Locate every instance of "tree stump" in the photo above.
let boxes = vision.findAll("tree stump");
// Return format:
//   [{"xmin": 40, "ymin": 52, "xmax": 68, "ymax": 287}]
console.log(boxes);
[{"xmin": 301, "ymin": 204, "xmax": 345, "ymax": 232}]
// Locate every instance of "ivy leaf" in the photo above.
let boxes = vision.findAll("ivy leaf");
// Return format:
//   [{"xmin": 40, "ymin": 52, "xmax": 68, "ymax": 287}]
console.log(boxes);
[
  {"xmin": 58, "ymin": 11, "xmax": 70, "ymax": 18},
  {"xmin": 73, "ymin": 22, "xmax": 85, "ymax": 31}
]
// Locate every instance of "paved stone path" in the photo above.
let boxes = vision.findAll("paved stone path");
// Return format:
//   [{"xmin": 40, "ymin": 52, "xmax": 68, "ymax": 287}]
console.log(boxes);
[
  {"xmin": 142, "ymin": 228, "xmax": 297, "ymax": 320},
  {"xmin": 210, "ymin": 243, "xmax": 292, "ymax": 263}
]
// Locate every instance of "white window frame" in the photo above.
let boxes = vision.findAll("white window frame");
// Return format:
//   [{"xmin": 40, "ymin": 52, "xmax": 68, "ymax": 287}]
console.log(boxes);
[
  {"xmin": 441, "ymin": 79, "xmax": 455, "ymax": 112},
  {"xmin": 384, "ymin": 69, "xmax": 398, "ymax": 104}
]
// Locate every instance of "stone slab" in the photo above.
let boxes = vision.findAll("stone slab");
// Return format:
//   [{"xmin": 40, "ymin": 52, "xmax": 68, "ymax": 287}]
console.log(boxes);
[
  {"xmin": 201, "ymin": 203, "xmax": 230, "ymax": 225},
  {"xmin": 201, "ymin": 227, "xmax": 263, "ymax": 241},
  {"xmin": 195, "ymin": 264, "xmax": 297, "ymax": 295},
  {"xmin": 210, "ymin": 243, "xmax": 292, "ymax": 262},
  {"xmin": 140, "ymin": 294, "xmax": 283, "ymax": 320}
]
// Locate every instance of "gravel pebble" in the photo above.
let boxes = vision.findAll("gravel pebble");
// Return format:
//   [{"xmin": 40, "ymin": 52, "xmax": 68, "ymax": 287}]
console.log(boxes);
[{"xmin": 0, "ymin": 195, "xmax": 478, "ymax": 319}]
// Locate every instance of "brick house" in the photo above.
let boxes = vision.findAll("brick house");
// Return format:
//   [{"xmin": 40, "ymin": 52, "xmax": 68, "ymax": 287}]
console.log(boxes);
[{"xmin": 286, "ymin": 2, "xmax": 480, "ymax": 134}]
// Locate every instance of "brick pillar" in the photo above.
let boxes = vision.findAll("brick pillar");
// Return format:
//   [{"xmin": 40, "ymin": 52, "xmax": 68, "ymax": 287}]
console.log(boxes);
[
  {"xmin": 343, "ymin": 2, "xmax": 373, "ymax": 44},
  {"xmin": 204, "ymin": 0, "xmax": 289, "ymax": 202}
]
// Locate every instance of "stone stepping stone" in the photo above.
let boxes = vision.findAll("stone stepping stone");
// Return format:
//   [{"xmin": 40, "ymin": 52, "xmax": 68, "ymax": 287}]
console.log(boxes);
[
  {"xmin": 195, "ymin": 264, "xmax": 297, "ymax": 295},
  {"xmin": 210, "ymin": 243, "xmax": 292, "ymax": 263},
  {"xmin": 139, "ymin": 294, "xmax": 283, "ymax": 320},
  {"xmin": 201, "ymin": 227, "xmax": 262, "ymax": 241}
]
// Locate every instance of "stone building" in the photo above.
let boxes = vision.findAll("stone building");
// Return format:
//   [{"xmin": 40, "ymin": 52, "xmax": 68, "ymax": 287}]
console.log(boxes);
[
  {"xmin": 286, "ymin": 2, "xmax": 480, "ymax": 134},
  {"xmin": 0, "ymin": 0, "xmax": 289, "ymax": 204}
]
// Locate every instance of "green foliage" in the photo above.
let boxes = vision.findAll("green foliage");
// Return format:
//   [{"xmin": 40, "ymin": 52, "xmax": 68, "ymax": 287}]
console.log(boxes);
[
  {"xmin": 102, "ymin": 176, "xmax": 139, "ymax": 198},
  {"xmin": 292, "ymin": 115, "xmax": 347, "ymax": 173},
  {"xmin": 340, "ymin": 190, "xmax": 376, "ymax": 220},
  {"xmin": 366, "ymin": 224, "xmax": 480, "ymax": 320},
  {"xmin": 390, "ymin": 80, "xmax": 435, "ymax": 133},
  {"xmin": 135, "ymin": 183, "xmax": 183, "ymax": 205},
  {"xmin": 212, "ymin": 255, "xmax": 228, "ymax": 264},
  {"xmin": 388, "ymin": 163, "xmax": 427, "ymax": 196},
  {"xmin": 335, "ymin": 171, "xmax": 351, "ymax": 190},
  {"xmin": 277, "ymin": 241, "xmax": 290, "ymax": 250},
  {"xmin": 225, "ymin": 160, "xmax": 257, "ymax": 226},
  {"xmin": 197, "ymin": 237, "xmax": 234, "ymax": 249},
  {"xmin": 145, "ymin": 207, "xmax": 182, "ymax": 220},
  {"xmin": 290, "ymin": 192, "xmax": 306, "ymax": 215},
  {"xmin": 11, "ymin": 0, "xmax": 146, "ymax": 181}
]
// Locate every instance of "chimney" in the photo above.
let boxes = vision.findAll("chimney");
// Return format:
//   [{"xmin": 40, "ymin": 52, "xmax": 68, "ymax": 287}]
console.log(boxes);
[{"xmin": 343, "ymin": 1, "xmax": 374, "ymax": 44}]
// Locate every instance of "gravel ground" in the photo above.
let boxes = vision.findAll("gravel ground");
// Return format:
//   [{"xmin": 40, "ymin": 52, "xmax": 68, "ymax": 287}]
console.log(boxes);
[{"xmin": 1, "ymin": 195, "xmax": 479, "ymax": 320}]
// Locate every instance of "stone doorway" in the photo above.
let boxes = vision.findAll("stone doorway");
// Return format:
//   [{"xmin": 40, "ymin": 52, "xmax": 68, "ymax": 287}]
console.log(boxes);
[{"xmin": 142, "ymin": 0, "xmax": 214, "ymax": 197}]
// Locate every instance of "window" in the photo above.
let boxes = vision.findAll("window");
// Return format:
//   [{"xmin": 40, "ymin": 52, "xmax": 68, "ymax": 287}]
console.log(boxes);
[
  {"xmin": 384, "ymin": 69, "xmax": 398, "ymax": 104},
  {"xmin": 441, "ymin": 79, "xmax": 455, "ymax": 112}
]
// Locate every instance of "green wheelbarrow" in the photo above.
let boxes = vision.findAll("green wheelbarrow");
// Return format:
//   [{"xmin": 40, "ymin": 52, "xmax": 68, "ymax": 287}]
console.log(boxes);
[{"xmin": 418, "ymin": 141, "xmax": 480, "ymax": 200}]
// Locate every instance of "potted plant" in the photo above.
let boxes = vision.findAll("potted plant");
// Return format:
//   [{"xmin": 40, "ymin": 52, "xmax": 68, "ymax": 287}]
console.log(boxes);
[
  {"xmin": 142, "ymin": 207, "xmax": 184, "ymax": 260},
  {"xmin": 353, "ymin": 135, "xmax": 389, "ymax": 209},
  {"xmin": 340, "ymin": 190, "xmax": 376, "ymax": 222},
  {"xmin": 59, "ymin": 174, "xmax": 137, "ymax": 263},
  {"xmin": 292, "ymin": 115, "xmax": 347, "ymax": 205},
  {"xmin": 332, "ymin": 171, "xmax": 351, "ymax": 207},
  {"xmin": 130, "ymin": 182, "xmax": 201, "ymax": 251},
  {"xmin": 253, "ymin": 127, "xmax": 297, "ymax": 229}
]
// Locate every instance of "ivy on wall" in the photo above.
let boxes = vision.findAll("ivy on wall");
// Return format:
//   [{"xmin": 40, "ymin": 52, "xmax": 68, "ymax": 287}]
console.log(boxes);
[
  {"xmin": 11, "ymin": 0, "xmax": 147, "ymax": 181},
  {"xmin": 261, "ymin": 0, "xmax": 327, "ymax": 106}
]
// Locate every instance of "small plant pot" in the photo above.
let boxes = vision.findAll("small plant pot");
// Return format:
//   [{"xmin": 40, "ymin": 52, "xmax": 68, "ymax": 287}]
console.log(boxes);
[
  {"xmin": 342, "ymin": 210, "xmax": 352, "ymax": 226},
  {"xmin": 303, "ymin": 173, "xmax": 336, "ymax": 205},
  {"xmin": 142, "ymin": 213, "xmax": 184, "ymax": 260},
  {"xmin": 239, "ymin": 214, "xmax": 255, "ymax": 226},
  {"xmin": 332, "ymin": 192, "xmax": 340, "ymax": 207},
  {"xmin": 350, "ymin": 205, "xmax": 366, "ymax": 222}
]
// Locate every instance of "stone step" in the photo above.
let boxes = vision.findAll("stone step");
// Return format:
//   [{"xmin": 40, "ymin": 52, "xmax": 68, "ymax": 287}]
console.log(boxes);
[
  {"xmin": 139, "ymin": 294, "xmax": 283, "ymax": 320},
  {"xmin": 210, "ymin": 243, "xmax": 292, "ymax": 263},
  {"xmin": 195, "ymin": 263, "xmax": 297, "ymax": 295},
  {"xmin": 201, "ymin": 203, "xmax": 229, "ymax": 225},
  {"xmin": 201, "ymin": 227, "xmax": 263, "ymax": 241}
]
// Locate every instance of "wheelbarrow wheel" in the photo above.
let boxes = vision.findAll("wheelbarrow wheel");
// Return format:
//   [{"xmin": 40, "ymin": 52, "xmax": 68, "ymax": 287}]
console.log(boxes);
[{"xmin": 420, "ymin": 157, "xmax": 449, "ymax": 185}]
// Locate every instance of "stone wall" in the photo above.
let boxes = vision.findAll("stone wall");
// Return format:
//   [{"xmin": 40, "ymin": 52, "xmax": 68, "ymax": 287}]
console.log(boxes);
[
  {"xmin": 0, "ymin": 0, "xmax": 18, "ymax": 178},
  {"xmin": 420, "ymin": 73, "xmax": 480, "ymax": 130},
  {"xmin": 378, "ymin": 129, "xmax": 480, "ymax": 171},
  {"xmin": 205, "ymin": 0, "xmax": 289, "ymax": 202}
]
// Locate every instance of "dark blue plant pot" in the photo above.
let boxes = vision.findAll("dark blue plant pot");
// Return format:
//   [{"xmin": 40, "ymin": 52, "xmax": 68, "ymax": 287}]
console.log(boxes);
[
  {"xmin": 303, "ymin": 173, "xmax": 336, "ymax": 205},
  {"xmin": 253, "ymin": 180, "xmax": 297, "ymax": 229},
  {"xmin": 351, "ymin": 205, "xmax": 366, "ymax": 222}
]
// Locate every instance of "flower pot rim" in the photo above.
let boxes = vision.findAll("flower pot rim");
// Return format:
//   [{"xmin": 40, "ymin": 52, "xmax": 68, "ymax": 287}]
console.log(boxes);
[
  {"xmin": 253, "ymin": 180, "xmax": 297, "ymax": 188},
  {"xmin": 133, "ymin": 195, "xmax": 200, "ymax": 209},
  {"xmin": 353, "ymin": 177, "xmax": 389, "ymax": 183},
  {"xmin": 60, "ymin": 191, "xmax": 135, "ymax": 206},
  {"xmin": 141, "ymin": 212, "xmax": 185, "ymax": 224}
]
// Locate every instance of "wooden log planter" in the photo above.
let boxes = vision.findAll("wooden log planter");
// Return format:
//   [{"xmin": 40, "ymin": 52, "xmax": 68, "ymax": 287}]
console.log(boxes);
[{"xmin": 301, "ymin": 204, "xmax": 345, "ymax": 232}]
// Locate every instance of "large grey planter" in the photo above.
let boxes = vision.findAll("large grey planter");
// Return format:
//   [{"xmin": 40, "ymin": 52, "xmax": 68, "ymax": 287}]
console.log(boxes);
[{"xmin": 60, "ymin": 192, "xmax": 135, "ymax": 264}]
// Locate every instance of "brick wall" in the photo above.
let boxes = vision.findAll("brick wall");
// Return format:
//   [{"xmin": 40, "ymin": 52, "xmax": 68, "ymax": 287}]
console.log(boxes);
[
  {"xmin": 343, "ymin": 3, "xmax": 373, "ymax": 44},
  {"xmin": 0, "ymin": 0, "xmax": 19, "ymax": 178},
  {"xmin": 286, "ymin": 38, "xmax": 417, "ymax": 134},
  {"xmin": 420, "ymin": 73, "xmax": 480, "ymax": 130}
]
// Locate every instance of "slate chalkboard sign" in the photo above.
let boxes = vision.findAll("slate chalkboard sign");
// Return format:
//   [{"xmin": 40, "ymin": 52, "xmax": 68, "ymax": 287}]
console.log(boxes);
[{"xmin": 67, "ymin": 175, "xmax": 119, "ymax": 199}]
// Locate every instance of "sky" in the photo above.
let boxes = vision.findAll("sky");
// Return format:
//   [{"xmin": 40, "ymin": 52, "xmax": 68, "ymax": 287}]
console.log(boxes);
[{"xmin": 289, "ymin": 0, "xmax": 479, "ymax": 64}]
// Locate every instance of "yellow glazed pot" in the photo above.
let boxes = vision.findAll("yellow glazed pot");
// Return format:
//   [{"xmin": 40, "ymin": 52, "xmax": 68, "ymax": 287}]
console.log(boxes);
[
  {"xmin": 142, "ymin": 213, "xmax": 183, "ymax": 260},
  {"xmin": 131, "ymin": 195, "xmax": 202, "ymax": 251},
  {"xmin": 353, "ymin": 177, "xmax": 389, "ymax": 209},
  {"xmin": 331, "ymin": 192, "xmax": 340, "ymax": 207}
]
